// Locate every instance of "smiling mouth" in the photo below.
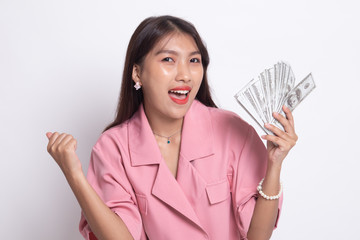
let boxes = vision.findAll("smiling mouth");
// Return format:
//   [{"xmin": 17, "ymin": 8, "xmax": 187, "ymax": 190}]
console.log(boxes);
[
  {"xmin": 168, "ymin": 90, "xmax": 190, "ymax": 100},
  {"xmin": 168, "ymin": 88, "xmax": 191, "ymax": 104}
]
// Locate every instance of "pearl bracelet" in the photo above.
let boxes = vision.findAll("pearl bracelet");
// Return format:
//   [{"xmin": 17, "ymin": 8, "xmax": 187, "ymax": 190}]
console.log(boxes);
[{"xmin": 257, "ymin": 178, "xmax": 283, "ymax": 200}]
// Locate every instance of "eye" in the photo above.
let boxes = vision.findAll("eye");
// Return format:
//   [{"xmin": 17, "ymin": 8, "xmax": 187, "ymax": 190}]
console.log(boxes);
[
  {"xmin": 190, "ymin": 58, "xmax": 201, "ymax": 63},
  {"xmin": 162, "ymin": 57, "xmax": 174, "ymax": 62}
]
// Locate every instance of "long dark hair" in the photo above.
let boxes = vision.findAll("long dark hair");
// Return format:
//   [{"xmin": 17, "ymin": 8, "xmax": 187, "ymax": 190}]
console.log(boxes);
[{"xmin": 104, "ymin": 15, "xmax": 217, "ymax": 131}]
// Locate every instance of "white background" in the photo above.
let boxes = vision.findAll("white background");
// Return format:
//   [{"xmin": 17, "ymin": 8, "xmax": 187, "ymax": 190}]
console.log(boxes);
[{"xmin": 1, "ymin": 0, "xmax": 359, "ymax": 239}]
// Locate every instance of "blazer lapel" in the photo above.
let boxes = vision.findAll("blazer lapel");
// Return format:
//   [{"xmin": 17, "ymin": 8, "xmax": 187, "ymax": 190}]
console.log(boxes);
[
  {"xmin": 180, "ymin": 100, "xmax": 215, "ymax": 161},
  {"xmin": 151, "ymin": 163, "xmax": 205, "ymax": 229},
  {"xmin": 128, "ymin": 104, "xmax": 207, "ymax": 232},
  {"xmin": 128, "ymin": 104, "xmax": 161, "ymax": 167},
  {"xmin": 176, "ymin": 100, "xmax": 215, "ymax": 206}
]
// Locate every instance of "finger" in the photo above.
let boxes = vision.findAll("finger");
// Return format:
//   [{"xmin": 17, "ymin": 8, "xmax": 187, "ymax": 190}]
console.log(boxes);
[
  {"xmin": 279, "ymin": 107, "xmax": 298, "ymax": 141},
  {"xmin": 47, "ymin": 132, "xmax": 60, "ymax": 152},
  {"xmin": 265, "ymin": 123, "xmax": 298, "ymax": 148},
  {"xmin": 264, "ymin": 123, "xmax": 291, "ymax": 141},
  {"xmin": 46, "ymin": 132, "xmax": 53, "ymax": 139},
  {"xmin": 50, "ymin": 133, "xmax": 69, "ymax": 152},
  {"xmin": 283, "ymin": 105, "xmax": 295, "ymax": 128},
  {"xmin": 272, "ymin": 112, "xmax": 295, "ymax": 135},
  {"xmin": 261, "ymin": 134, "xmax": 290, "ymax": 151},
  {"xmin": 53, "ymin": 133, "xmax": 68, "ymax": 145},
  {"xmin": 65, "ymin": 138, "xmax": 77, "ymax": 152},
  {"xmin": 61, "ymin": 134, "xmax": 75, "ymax": 149}
]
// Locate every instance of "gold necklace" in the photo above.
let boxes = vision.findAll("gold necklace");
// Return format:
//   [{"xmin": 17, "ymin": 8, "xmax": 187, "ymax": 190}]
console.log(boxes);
[{"xmin": 153, "ymin": 130, "xmax": 181, "ymax": 144}]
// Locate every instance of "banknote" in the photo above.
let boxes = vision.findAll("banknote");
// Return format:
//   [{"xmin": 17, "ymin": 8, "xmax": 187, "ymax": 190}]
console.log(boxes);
[
  {"xmin": 235, "ymin": 92, "xmax": 270, "ymax": 134},
  {"xmin": 234, "ymin": 62, "xmax": 316, "ymax": 135},
  {"xmin": 284, "ymin": 73, "xmax": 315, "ymax": 111},
  {"xmin": 272, "ymin": 73, "xmax": 316, "ymax": 130}
]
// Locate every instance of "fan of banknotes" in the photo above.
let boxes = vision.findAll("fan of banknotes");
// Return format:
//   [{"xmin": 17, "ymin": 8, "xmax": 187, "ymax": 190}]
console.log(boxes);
[{"xmin": 234, "ymin": 61, "xmax": 316, "ymax": 135}]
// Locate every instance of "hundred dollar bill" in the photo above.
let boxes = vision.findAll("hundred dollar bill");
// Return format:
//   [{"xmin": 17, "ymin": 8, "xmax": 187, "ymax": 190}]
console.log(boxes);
[
  {"xmin": 259, "ymin": 69, "xmax": 274, "ymax": 123},
  {"xmin": 235, "ymin": 78, "xmax": 271, "ymax": 134},
  {"xmin": 275, "ymin": 62, "xmax": 295, "ymax": 114},
  {"xmin": 250, "ymin": 79, "xmax": 269, "ymax": 123},
  {"xmin": 235, "ymin": 62, "xmax": 316, "ymax": 136},
  {"xmin": 284, "ymin": 73, "xmax": 315, "ymax": 111},
  {"xmin": 272, "ymin": 73, "xmax": 316, "ymax": 130},
  {"xmin": 235, "ymin": 91, "xmax": 272, "ymax": 135}
]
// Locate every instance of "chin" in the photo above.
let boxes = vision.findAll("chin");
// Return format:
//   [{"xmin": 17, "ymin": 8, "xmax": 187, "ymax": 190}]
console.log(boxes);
[
  {"xmin": 168, "ymin": 100, "xmax": 194, "ymax": 119},
  {"xmin": 167, "ymin": 108, "xmax": 188, "ymax": 120}
]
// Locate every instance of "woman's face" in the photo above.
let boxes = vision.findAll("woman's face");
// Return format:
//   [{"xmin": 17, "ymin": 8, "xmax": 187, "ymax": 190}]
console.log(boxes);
[{"xmin": 133, "ymin": 32, "xmax": 204, "ymax": 121}]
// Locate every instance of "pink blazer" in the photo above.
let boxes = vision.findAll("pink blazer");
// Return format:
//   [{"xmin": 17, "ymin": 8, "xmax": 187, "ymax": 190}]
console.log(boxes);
[{"xmin": 79, "ymin": 100, "xmax": 282, "ymax": 240}]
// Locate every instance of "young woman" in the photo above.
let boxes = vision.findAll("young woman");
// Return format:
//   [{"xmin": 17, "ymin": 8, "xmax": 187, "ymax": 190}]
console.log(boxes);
[{"xmin": 46, "ymin": 15, "xmax": 297, "ymax": 240}]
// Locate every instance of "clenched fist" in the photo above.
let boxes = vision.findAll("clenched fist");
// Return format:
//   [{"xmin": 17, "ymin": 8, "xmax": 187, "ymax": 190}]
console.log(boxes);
[{"xmin": 46, "ymin": 132, "xmax": 82, "ymax": 178}]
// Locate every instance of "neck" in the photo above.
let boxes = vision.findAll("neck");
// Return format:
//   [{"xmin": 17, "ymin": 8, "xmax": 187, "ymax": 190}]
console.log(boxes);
[{"xmin": 144, "ymin": 108, "xmax": 183, "ymax": 137}]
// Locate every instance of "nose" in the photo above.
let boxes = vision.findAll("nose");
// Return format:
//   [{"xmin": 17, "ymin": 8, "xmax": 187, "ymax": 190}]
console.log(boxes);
[{"xmin": 175, "ymin": 61, "xmax": 191, "ymax": 82}]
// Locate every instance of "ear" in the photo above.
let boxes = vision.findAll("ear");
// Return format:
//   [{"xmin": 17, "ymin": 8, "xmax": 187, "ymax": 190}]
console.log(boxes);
[{"xmin": 132, "ymin": 64, "xmax": 141, "ymax": 84}]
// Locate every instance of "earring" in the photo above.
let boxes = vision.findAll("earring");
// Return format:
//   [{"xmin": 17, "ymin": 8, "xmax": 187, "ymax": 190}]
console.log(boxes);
[{"xmin": 134, "ymin": 82, "xmax": 141, "ymax": 90}]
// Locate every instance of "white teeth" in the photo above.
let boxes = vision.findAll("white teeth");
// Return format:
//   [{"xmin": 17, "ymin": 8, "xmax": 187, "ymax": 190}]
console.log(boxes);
[{"xmin": 169, "ymin": 90, "xmax": 189, "ymax": 94}]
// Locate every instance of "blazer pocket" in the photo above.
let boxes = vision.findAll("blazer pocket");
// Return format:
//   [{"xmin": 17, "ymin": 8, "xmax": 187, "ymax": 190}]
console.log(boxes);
[
  {"xmin": 206, "ymin": 179, "xmax": 230, "ymax": 205},
  {"xmin": 135, "ymin": 193, "xmax": 148, "ymax": 215}
]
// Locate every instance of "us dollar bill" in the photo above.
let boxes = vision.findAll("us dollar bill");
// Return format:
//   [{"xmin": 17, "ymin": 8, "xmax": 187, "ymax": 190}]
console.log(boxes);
[
  {"xmin": 284, "ymin": 73, "xmax": 315, "ymax": 111},
  {"xmin": 235, "ymin": 62, "xmax": 316, "ymax": 135},
  {"xmin": 235, "ymin": 91, "xmax": 271, "ymax": 134},
  {"xmin": 272, "ymin": 73, "xmax": 316, "ymax": 130}
]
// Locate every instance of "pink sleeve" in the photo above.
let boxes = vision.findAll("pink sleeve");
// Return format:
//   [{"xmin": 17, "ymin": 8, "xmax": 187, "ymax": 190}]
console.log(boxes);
[
  {"xmin": 230, "ymin": 126, "xmax": 282, "ymax": 239},
  {"xmin": 78, "ymin": 133, "xmax": 145, "ymax": 240}
]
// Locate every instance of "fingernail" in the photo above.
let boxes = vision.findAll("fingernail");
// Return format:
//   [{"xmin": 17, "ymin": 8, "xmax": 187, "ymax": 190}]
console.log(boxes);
[{"xmin": 261, "ymin": 135, "xmax": 266, "ymax": 139}]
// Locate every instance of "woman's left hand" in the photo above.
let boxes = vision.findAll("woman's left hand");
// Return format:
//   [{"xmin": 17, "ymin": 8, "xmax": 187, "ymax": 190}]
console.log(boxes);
[{"xmin": 261, "ymin": 105, "xmax": 298, "ymax": 166}]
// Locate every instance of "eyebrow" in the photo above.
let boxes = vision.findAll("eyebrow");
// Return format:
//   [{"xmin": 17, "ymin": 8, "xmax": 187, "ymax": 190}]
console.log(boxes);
[{"xmin": 155, "ymin": 49, "xmax": 201, "ymax": 56}]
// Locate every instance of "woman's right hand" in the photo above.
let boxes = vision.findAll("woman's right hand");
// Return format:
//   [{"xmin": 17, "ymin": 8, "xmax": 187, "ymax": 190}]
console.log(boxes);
[{"xmin": 46, "ymin": 132, "xmax": 83, "ymax": 178}]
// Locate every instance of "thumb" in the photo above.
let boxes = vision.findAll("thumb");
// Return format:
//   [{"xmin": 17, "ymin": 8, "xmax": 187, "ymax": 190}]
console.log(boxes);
[{"xmin": 46, "ymin": 132, "xmax": 53, "ymax": 139}]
